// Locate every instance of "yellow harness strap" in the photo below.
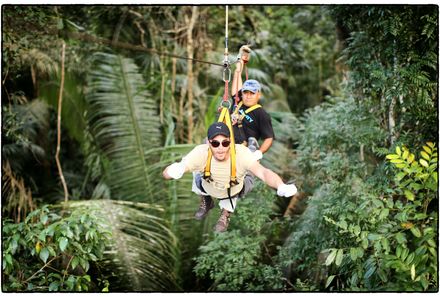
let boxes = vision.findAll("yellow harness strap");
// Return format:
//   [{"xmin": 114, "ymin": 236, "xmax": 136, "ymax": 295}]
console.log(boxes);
[{"xmin": 204, "ymin": 107, "xmax": 238, "ymax": 185}]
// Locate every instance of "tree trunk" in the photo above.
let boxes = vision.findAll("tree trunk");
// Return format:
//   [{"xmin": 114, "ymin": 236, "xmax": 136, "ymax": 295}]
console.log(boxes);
[
  {"xmin": 185, "ymin": 7, "xmax": 198, "ymax": 143},
  {"xmin": 388, "ymin": 95, "xmax": 397, "ymax": 145}
]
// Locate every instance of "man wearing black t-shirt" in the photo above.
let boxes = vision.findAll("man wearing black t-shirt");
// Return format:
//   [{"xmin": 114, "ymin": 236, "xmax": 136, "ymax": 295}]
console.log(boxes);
[{"xmin": 231, "ymin": 54, "xmax": 275, "ymax": 161}]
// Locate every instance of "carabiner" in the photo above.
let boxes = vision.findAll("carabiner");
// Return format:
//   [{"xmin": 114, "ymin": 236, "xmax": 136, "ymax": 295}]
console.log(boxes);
[{"xmin": 223, "ymin": 66, "xmax": 231, "ymax": 82}]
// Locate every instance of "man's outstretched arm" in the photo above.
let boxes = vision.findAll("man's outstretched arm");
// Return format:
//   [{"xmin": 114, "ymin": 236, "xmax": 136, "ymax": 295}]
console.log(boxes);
[{"xmin": 248, "ymin": 161, "xmax": 297, "ymax": 197}]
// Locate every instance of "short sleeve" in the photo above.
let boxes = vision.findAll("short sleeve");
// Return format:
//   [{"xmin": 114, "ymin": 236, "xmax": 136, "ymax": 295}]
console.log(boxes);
[
  {"xmin": 258, "ymin": 110, "xmax": 275, "ymax": 140},
  {"xmin": 236, "ymin": 144, "xmax": 257, "ymax": 170},
  {"xmin": 182, "ymin": 144, "xmax": 209, "ymax": 172}
]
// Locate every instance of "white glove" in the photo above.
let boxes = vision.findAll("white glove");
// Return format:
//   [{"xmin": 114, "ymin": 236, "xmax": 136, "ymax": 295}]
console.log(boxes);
[
  {"xmin": 253, "ymin": 150, "xmax": 263, "ymax": 161},
  {"xmin": 277, "ymin": 183, "xmax": 297, "ymax": 197},
  {"xmin": 167, "ymin": 162, "xmax": 186, "ymax": 179}
]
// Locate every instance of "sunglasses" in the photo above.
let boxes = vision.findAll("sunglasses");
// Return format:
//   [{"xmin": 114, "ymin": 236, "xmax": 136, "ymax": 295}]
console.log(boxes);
[{"xmin": 209, "ymin": 139, "xmax": 231, "ymax": 148}]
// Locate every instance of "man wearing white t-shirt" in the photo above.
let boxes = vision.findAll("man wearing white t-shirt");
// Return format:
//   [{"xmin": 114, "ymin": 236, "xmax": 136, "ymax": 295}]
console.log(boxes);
[{"xmin": 163, "ymin": 122, "xmax": 297, "ymax": 232}]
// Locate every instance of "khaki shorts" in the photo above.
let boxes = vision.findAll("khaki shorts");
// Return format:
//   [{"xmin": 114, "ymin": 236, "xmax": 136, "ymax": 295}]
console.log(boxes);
[{"xmin": 194, "ymin": 173, "xmax": 254, "ymax": 199}]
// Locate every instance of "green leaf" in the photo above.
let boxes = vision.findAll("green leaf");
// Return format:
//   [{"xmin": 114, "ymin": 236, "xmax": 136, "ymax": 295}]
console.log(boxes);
[
  {"xmin": 396, "ymin": 163, "xmax": 406, "ymax": 168},
  {"xmin": 395, "ymin": 172, "xmax": 407, "ymax": 181},
  {"xmin": 411, "ymin": 264, "xmax": 416, "ymax": 280},
  {"xmin": 335, "ymin": 249, "xmax": 344, "ymax": 266},
  {"xmin": 390, "ymin": 159, "xmax": 404, "ymax": 163},
  {"xmin": 339, "ymin": 220, "xmax": 347, "ymax": 230},
  {"xmin": 379, "ymin": 208, "xmax": 389, "ymax": 220},
  {"xmin": 364, "ymin": 265, "xmax": 376, "ymax": 279},
  {"xmin": 402, "ymin": 150, "xmax": 409, "ymax": 160},
  {"xmin": 49, "ymin": 281, "xmax": 59, "ymax": 291},
  {"xmin": 350, "ymin": 248, "xmax": 358, "ymax": 261},
  {"xmin": 396, "ymin": 146, "xmax": 402, "ymax": 156},
  {"xmin": 408, "ymin": 153, "xmax": 415, "ymax": 163},
  {"xmin": 356, "ymin": 247, "xmax": 364, "ymax": 258},
  {"xmin": 410, "ymin": 227, "xmax": 422, "ymax": 238},
  {"xmin": 395, "ymin": 233, "xmax": 406, "ymax": 244},
  {"xmin": 372, "ymin": 198, "xmax": 384, "ymax": 208},
  {"xmin": 325, "ymin": 249, "xmax": 337, "ymax": 266},
  {"xmin": 59, "ymin": 237, "xmax": 68, "ymax": 252},
  {"xmin": 404, "ymin": 190, "xmax": 415, "ymax": 201},
  {"xmin": 325, "ymin": 275, "xmax": 335, "ymax": 288},
  {"xmin": 39, "ymin": 247, "xmax": 49, "ymax": 263},
  {"xmin": 353, "ymin": 225, "xmax": 361, "ymax": 236},
  {"xmin": 405, "ymin": 253, "xmax": 415, "ymax": 265},
  {"xmin": 362, "ymin": 238, "xmax": 368, "ymax": 249},
  {"xmin": 422, "ymin": 145, "xmax": 432, "ymax": 154},
  {"xmin": 381, "ymin": 237, "xmax": 389, "ymax": 252},
  {"xmin": 377, "ymin": 269, "xmax": 387, "ymax": 282},
  {"xmin": 421, "ymin": 151, "xmax": 430, "ymax": 161},
  {"xmin": 409, "ymin": 182, "xmax": 422, "ymax": 191},
  {"xmin": 386, "ymin": 154, "xmax": 400, "ymax": 159},
  {"xmin": 47, "ymin": 245, "xmax": 56, "ymax": 257},
  {"xmin": 426, "ymin": 142, "xmax": 434, "ymax": 148},
  {"xmin": 5, "ymin": 254, "xmax": 13, "ymax": 266},
  {"xmin": 396, "ymin": 245, "xmax": 402, "ymax": 258},
  {"xmin": 419, "ymin": 159, "xmax": 429, "ymax": 168},
  {"xmin": 40, "ymin": 215, "xmax": 48, "ymax": 225},
  {"xmin": 71, "ymin": 256, "xmax": 79, "ymax": 270}
]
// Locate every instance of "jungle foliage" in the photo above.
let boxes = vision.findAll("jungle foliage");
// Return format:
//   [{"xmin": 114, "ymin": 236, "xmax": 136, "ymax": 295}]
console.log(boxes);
[{"xmin": 2, "ymin": 4, "xmax": 438, "ymax": 292}]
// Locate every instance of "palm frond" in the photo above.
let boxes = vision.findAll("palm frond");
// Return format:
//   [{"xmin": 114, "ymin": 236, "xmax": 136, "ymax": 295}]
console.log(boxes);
[
  {"xmin": 65, "ymin": 199, "xmax": 180, "ymax": 291},
  {"xmin": 85, "ymin": 52, "xmax": 162, "ymax": 202}
]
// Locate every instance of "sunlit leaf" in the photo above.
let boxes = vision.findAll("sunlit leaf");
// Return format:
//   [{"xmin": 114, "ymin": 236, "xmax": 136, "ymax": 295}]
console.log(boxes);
[
  {"xmin": 423, "ymin": 146, "xmax": 432, "ymax": 154},
  {"xmin": 350, "ymin": 248, "xmax": 358, "ymax": 261},
  {"xmin": 396, "ymin": 146, "xmax": 402, "ymax": 156},
  {"xmin": 39, "ymin": 247, "xmax": 49, "ymax": 263},
  {"xmin": 335, "ymin": 249, "xmax": 344, "ymax": 266},
  {"xmin": 402, "ymin": 150, "xmax": 409, "ymax": 160},
  {"xmin": 325, "ymin": 275, "xmax": 335, "ymax": 288},
  {"xmin": 59, "ymin": 237, "xmax": 68, "ymax": 252},
  {"xmin": 325, "ymin": 249, "xmax": 337, "ymax": 266},
  {"xmin": 390, "ymin": 159, "xmax": 404, "ymax": 163},
  {"xmin": 404, "ymin": 190, "xmax": 415, "ymax": 201},
  {"xmin": 419, "ymin": 159, "xmax": 429, "ymax": 167},
  {"xmin": 386, "ymin": 154, "xmax": 400, "ymax": 159},
  {"xmin": 410, "ymin": 227, "xmax": 422, "ymax": 238},
  {"xmin": 420, "ymin": 151, "xmax": 430, "ymax": 160}
]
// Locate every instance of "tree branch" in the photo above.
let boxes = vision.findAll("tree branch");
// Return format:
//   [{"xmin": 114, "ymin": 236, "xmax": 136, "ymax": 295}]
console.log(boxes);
[{"xmin": 55, "ymin": 41, "xmax": 69, "ymax": 203}]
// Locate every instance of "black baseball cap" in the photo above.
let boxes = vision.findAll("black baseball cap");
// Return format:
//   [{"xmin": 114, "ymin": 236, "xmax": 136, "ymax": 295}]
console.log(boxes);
[{"xmin": 207, "ymin": 122, "xmax": 230, "ymax": 140}]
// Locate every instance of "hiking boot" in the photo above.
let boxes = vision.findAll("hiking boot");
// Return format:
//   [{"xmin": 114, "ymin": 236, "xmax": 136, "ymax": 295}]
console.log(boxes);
[
  {"xmin": 194, "ymin": 195, "xmax": 215, "ymax": 220},
  {"xmin": 247, "ymin": 137, "xmax": 259, "ymax": 153},
  {"xmin": 214, "ymin": 209, "xmax": 232, "ymax": 232}
]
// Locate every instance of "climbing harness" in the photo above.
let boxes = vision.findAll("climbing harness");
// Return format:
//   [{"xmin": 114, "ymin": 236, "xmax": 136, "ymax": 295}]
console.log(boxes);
[
  {"xmin": 203, "ymin": 5, "xmax": 239, "ymax": 210},
  {"xmin": 231, "ymin": 102, "xmax": 262, "ymax": 145}
]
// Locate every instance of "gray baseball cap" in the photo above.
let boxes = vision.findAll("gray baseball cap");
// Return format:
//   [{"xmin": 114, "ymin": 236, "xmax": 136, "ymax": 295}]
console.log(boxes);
[{"xmin": 241, "ymin": 79, "xmax": 261, "ymax": 93}]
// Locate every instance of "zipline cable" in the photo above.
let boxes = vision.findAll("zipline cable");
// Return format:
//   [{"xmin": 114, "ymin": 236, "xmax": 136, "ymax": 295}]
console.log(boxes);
[{"xmin": 66, "ymin": 31, "xmax": 225, "ymax": 67}]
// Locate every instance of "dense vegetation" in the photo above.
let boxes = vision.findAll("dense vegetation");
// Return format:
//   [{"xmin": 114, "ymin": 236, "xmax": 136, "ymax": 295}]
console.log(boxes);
[{"xmin": 2, "ymin": 5, "xmax": 438, "ymax": 292}]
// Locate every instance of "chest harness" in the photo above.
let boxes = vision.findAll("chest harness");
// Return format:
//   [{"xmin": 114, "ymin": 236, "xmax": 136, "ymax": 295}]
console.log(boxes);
[
  {"xmin": 231, "ymin": 102, "xmax": 262, "ymax": 146},
  {"xmin": 203, "ymin": 107, "xmax": 238, "ymax": 210}
]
